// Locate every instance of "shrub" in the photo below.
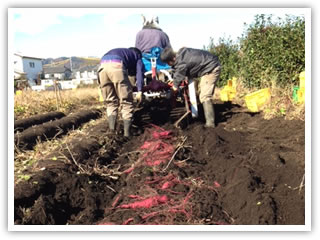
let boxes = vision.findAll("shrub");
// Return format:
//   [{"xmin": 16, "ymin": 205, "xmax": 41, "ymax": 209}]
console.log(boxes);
[
  {"xmin": 206, "ymin": 37, "xmax": 240, "ymax": 87},
  {"xmin": 239, "ymin": 14, "xmax": 305, "ymax": 88},
  {"xmin": 206, "ymin": 14, "xmax": 305, "ymax": 89}
]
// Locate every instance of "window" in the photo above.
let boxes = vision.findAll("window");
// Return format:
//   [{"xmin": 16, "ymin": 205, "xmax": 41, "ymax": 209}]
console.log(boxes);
[{"xmin": 29, "ymin": 62, "xmax": 35, "ymax": 68}]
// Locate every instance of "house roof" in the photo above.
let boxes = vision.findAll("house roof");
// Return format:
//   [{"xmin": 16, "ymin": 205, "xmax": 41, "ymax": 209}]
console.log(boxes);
[
  {"xmin": 14, "ymin": 69, "xmax": 27, "ymax": 74},
  {"xmin": 14, "ymin": 53, "xmax": 43, "ymax": 60},
  {"xmin": 78, "ymin": 64, "xmax": 100, "ymax": 72},
  {"xmin": 43, "ymin": 66, "xmax": 72, "ymax": 74}
]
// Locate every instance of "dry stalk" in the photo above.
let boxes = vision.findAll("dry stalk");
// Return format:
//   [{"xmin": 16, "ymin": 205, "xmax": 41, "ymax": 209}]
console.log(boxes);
[
  {"xmin": 54, "ymin": 80, "xmax": 59, "ymax": 110},
  {"xmin": 298, "ymin": 174, "xmax": 305, "ymax": 194},
  {"xmin": 57, "ymin": 83, "xmax": 62, "ymax": 104},
  {"xmin": 222, "ymin": 209, "xmax": 235, "ymax": 224},
  {"xmin": 14, "ymin": 141, "xmax": 22, "ymax": 154},
  {"xmin": 92, "ymin": 161, "xmax": 122, "ymax": 179},
  {"xmin": 291, "ymin": 174, "xmax": 305, "ymax": 193},
  {"xmin": 106, "ymin": 185, "xmax": 116, "ymax": 193},
  {"xmin": 65, "ymin": 144, "xmax": 89, "ymax": 175},
  {"xmin": 162, "ymin": 136, "xmax": 187, "ymax": 172},
  {"xmin": 52, "ymin": 127, "xmax": 64, "ymax": 140}
]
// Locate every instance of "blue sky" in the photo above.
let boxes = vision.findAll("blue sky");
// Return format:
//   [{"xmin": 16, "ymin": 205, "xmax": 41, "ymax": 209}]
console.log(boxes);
[{"xmin": 10, "ymin": 8, "xmax": 306, "ymax": 59}]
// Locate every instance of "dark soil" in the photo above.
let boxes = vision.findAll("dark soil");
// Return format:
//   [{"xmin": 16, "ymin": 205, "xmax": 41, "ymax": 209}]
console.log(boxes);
[
  {"xmin": 14, "ymin": 109, "xmax": 102, "ymax": 150},
  {"xmin": 14, "ymin": 111, "xmax": 65, "ymax": 133},
  {"xmin": 14, "ymin": 101, "xmax": 305, "ymax": 225}
]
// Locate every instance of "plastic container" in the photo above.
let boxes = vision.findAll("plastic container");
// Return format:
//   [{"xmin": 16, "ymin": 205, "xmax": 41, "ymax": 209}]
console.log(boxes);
[
  {"xmin": 98, "ymin": 88, "xmax": 104, "ymax": 102},
  {"xmin": 299, "ymin": 71, "xmax": 305, "ymax": 88},
  {"xmin": 220, "ymin": 86, "xmax": 236, "ymax": 102},
  {"xmin": 244, "ymin": 88, "xmax": 271, "ymax": 112},
  {"xmin": 292, "ymin": 86, "xmax": 299, "ymax": 102},
  {"xmin": 292, "ymin": 71, "xmax": 305, "ymax": 104},
  {"xmin": 231, "ymin": 77, "xmax": 237, "ymax": 87},
  {"xmin": 297, "ymin": 87, "xmax": 305, "ymax": 104},
  {"xmin": 220, "ymin": 79, "xmax": 237, "ymax": 102}
]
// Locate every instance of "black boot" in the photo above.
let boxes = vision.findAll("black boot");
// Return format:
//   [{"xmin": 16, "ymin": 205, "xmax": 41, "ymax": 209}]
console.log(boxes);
[
  {"xmin": 202, "ymin": 100, "xmax": 215, "ymax": 128},
  {"xmin": 123, "ymin": 119, "xmax": 131, "ymax": 138},
  {"xmin": 108, "ymin": 115, "xmax": 116, "ymax": 132}
]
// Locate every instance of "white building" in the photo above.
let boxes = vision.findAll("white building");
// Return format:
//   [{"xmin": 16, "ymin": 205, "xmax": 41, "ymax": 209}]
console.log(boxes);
[
  {"xmin": 14, "ymin": 53, "xmax": 43, "ymax": 86},
  {"xmin": 43, "ymin": 66, "xmax": 72, "ymax": 80}
]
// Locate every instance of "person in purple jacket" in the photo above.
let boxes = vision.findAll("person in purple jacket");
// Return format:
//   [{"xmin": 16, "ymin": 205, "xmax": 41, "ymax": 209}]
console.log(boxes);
[
  {"xmin": 97, "ymin": 47, "xmax": 145, "ymax": 137},
  {"xmin": 135, "ymin": 15, "xmax": 171, "ymax": 54}
]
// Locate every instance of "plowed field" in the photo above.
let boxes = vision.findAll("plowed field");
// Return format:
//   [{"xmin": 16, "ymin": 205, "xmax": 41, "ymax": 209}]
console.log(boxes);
[{"xmin": 14, "ymin": 101, "xmax": 305, "ymax": 225}]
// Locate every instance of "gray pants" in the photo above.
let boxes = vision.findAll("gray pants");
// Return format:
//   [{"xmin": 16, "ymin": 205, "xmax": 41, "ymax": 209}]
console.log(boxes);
[{"xmin": 198, "ymin": 66, "xmax": 221, "ymax": 103}]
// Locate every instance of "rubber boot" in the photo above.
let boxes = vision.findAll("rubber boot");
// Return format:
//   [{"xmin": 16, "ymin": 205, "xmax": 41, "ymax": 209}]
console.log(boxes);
[
  {"xmin": 123, "ymin": 120, "xmax": 131, "ymax": 138},
  {"xmin": 108, "ymin": 115, "xmax": 116, "ymax": 132},
  {"xmin": 202, "ymin": 100, "xmax": 215, "ymax": 128}
]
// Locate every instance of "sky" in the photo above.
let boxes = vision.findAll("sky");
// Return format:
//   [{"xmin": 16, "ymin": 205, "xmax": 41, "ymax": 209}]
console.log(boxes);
[{"xmin": 9, "ymin": 8, "xmax": 307, "ymax": 59}]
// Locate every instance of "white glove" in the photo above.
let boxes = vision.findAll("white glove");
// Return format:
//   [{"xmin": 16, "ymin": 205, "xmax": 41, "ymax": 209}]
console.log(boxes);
[
  {"xmin": 172, "ymin": 86, "xmax": 178, "ymax": 92},
  {"xmin": 167, "ymin": 79, "xmax": 174, "ymax": 85},
  {"xmin": 136, "ymin": 91, "xmax": 143, "ymax": 103}
]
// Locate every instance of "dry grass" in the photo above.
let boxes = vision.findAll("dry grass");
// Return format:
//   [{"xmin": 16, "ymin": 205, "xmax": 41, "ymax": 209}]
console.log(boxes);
[
  {"xmin": 14, "ymin": 116, "xmax": 106, "ymax": 184},
  {"xmin": 214, "ymin": 79, "xmax": 305, "ymax": 121},
  {"xmin": 15, "ymin": 82, "xmax": 305, "ymax": 121},
  {"xmin": 14, "ymin": 87, "xmax": 102, "ymax": 119}
]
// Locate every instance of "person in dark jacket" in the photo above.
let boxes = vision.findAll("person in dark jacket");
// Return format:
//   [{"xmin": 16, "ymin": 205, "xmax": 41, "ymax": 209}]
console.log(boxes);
[
  {"xmin": 135, "ymin": 15, "xmax": 171, "ymax": 54},
  {"xmin": 160, "ymin": 47, "xmax": 221, "ymax": 128},
  {"xmin": 98, "ymin": 47, "xmax": 144, "ymax": 137}
]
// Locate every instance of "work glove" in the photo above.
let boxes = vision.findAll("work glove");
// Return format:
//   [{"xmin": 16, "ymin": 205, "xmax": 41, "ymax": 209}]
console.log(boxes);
[
  {"xmin": 171, "ymin": 85, "xmax": 178, "ymax": 93},
  {"xmin": 170, "ymin": 86, "xmax": 178, "ymax": 108},
  {"xmin": 167, "ymin": 79, "xmax": 174, "ymax": 86},
  {"xmin": 136, "ymin": 91, "xmax": 143, "ymax": 103}
]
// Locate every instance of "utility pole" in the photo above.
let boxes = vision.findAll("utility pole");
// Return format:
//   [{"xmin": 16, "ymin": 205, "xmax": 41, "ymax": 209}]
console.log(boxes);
[
  {"xmin": 70, "ymin": 56, "xmax": 73, "ymax": 79},
  {"xmin": 70, "ymin": 56, "xmax": 73, "ymax": 72}
]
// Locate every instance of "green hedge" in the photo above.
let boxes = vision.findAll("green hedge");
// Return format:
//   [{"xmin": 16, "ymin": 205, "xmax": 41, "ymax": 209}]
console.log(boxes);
[
  {"xmin": 207, "ymin": 37, "xmax": 240, "ymax": 87},
  {"xmin": 206, "ymin": 14, "xmax": 305, "ymax": 88}
]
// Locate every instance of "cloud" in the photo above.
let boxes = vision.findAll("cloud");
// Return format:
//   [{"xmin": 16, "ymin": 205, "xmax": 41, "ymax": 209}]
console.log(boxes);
[
  {"xmin": 13, "ymin": 10, "xmax": 62, "ymax": 35},
  {"xmin": 102, "ymin": 9, "xmax": 137, "ymax": 26},
  {"xmin": 12, "ymin": 8, "xmax": 101, "ymax": 35}
]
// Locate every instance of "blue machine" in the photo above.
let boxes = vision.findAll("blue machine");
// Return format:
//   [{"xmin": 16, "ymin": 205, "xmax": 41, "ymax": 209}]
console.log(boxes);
[{"xmin": 141, "ymin": 47, "xmax": 171, "ymax": 72}]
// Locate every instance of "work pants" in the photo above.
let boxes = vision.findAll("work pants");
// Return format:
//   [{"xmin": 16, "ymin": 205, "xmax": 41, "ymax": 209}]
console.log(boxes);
[
  {"xmin": 198, "ymin": 66, "xmax": 221, "ymax": 103},
  {"xmin": 98, "ymin": 62, "xmax": 133, "ymax": 120}
]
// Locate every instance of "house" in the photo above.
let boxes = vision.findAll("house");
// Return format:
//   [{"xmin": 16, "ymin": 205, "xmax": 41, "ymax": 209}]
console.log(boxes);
[
  {"xmin": 43, "ymin": 66, "xmax": 72, "ymax": 80},
  {"xmin": 14, "ymin": 69, "xmax": 27, "ymax": 80},
  {"xmin": 14, "ymin": 53, "xmax": 43, "ymax": 85}
]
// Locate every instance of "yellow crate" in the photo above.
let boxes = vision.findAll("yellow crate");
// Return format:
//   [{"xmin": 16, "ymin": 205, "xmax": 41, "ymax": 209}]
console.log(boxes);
[
  {"xmin": 220, "ymin": 78, "xmax": 237, "ymax": 102},
  {"xmin": 297, "ymin": 87, "xmax": 305, "ymax": 104},
  {"xmin": 244, "ymin": 88, "xmax": 271, "ymax": 112},
  {"xmin": 299, "ymin": 71, "xmax": 305, "ymax": 88},
  {"xmin": 231, "ymin": 77, "xmax": 237, "ymax": 87},
  {"xmin": 220, "ymin": 86, "xmax": 236, "ymax": 102},
  {"xmin": 98, "ymin": 88, "xmax": 104, "ymax": 102}
]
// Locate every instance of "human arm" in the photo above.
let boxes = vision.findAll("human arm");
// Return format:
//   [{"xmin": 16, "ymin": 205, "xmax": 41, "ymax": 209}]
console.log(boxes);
[
  {"xmin": 135, "ymin": 58, "xmax": 145, "ymax": 92},
  {"xmin": 172, "ymin": 62, "xmax": 187, "ymax": 89}
]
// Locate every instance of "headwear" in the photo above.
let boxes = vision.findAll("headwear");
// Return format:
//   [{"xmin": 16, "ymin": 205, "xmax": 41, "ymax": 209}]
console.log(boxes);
[{"xmin": 142, "ymin": 14, "xmax": 160, "ymax": 28}]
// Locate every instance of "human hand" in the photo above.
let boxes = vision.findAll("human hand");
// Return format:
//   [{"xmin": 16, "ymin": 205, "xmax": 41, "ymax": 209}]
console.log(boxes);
[
  {"xmin": 136, "ymin": 91, "xmax": 143, "ymax": 103},
  {"xmin": 167, "ymin": 79, "xmax": 174, "ymax": 85},
  {"xmin": 171, "ymin": 85, "xmax": 178, "ymax": 92}
]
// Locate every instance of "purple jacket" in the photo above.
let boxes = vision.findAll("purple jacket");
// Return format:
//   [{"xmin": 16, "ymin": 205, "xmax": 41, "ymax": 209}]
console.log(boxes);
[
  {"xmin": 135, "ymin": 28, "xmax": 171, "ymax": 53},
  {"xmin": 101, "ymin": 48, "xmax": 145, "ymax": 92}
]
